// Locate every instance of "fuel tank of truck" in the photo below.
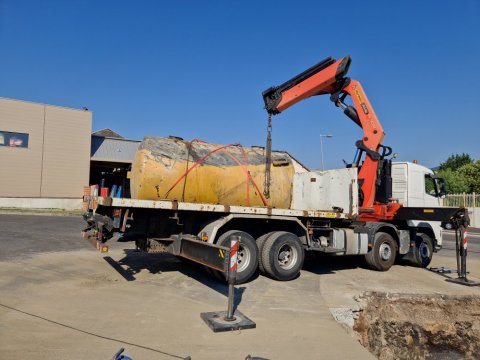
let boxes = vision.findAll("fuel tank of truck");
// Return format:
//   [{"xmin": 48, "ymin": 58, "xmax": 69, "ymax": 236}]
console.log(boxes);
[{"xmin": 129, "ymin": 136, "xmax": 300, "ymax": 208}]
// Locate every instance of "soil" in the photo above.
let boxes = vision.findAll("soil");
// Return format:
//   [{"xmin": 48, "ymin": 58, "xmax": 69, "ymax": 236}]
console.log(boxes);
[{"xmin": 353, "ymin": 292, "xmax": 480, "ymax": 360}]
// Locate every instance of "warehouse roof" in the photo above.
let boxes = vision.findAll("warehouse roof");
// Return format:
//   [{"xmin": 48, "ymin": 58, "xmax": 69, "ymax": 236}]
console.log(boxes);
[
  {"xmin": 91, "ymin": 135, "xmax": 140, "ymax": 163},
  {"xmin": 92, "ymin": 128, "xmax": 124, "ymax": 139}
]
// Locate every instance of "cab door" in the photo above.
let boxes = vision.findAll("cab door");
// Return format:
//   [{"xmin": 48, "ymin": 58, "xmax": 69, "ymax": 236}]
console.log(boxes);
[{"xmin": 408, "ymin": 165, "xmax": 442, "ymax": 207}]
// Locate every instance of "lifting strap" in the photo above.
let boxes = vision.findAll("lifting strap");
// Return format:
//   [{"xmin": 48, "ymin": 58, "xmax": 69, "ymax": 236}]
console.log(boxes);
[{"xmin": 263, "ymin": 113, "xmax": 273, "ymax": 199}]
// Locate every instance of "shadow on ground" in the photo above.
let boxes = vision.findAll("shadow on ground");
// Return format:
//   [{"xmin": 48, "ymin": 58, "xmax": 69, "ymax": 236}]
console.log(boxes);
[
  {"xmin": 302, "ymin": 252, "xmax": 369, "ymax": 275},
  {"xmin": 103, "ymin": 249, "xmax": 247, "ymax": 311}
]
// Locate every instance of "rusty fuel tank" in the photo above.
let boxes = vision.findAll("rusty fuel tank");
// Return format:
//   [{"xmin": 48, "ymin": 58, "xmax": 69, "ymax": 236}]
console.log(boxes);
[{"xmin": 129, "ymin": 136, "xmax": 298, "ymax": 208}]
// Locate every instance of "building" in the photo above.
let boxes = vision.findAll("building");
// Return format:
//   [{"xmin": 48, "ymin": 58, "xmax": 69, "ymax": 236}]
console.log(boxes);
[
  {"xmin": 0, "ymin": 97, "xmax": 92, "ymax": 209},
  {"xmin": 0, "ymin": 97, "xmax": 142, "ymax": 209}
]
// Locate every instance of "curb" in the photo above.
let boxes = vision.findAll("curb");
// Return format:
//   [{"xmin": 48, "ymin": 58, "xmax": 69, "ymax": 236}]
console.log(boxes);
[{"xmin": 0, "ymin": 209, "xmax": 84, "ymax": 217}]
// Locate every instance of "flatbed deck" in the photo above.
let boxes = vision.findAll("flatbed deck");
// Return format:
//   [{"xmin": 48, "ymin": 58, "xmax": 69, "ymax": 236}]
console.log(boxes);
[{"xmin": 94, "ymin": 196, "xmax": 351, "ymax": 220}]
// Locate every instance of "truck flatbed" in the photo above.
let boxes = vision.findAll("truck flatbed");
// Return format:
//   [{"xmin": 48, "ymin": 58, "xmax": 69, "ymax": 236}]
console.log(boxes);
[{"xmin": 94, "ymin": 196, "xmax": 351, "ymax": 220}]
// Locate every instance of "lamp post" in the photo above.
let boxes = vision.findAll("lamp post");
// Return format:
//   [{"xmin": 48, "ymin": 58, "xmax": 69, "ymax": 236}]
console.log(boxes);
[{"xmin": 320, "ymin": 134, "xmax": 333, "ymax": 170}]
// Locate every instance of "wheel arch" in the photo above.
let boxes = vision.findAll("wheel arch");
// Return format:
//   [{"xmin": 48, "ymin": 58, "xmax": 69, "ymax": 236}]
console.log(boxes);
[
  {"xmin": 364, "ymin": 222, "xmax": 400, "ymax": 250},
  {"xmin": 413, "ymin": 222, "xmax": 437, "ymax": 247}
]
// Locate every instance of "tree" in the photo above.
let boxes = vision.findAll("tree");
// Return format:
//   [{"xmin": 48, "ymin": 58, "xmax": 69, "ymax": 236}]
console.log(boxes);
[
  {"xmin": 435, "ymin": 153, "xmax": 479, "ymax": 193},
  {"xmin": 457, "ymin": 161, "xmax": 480, "ymax": 193},
  {"xmin": 439, "ymin": 153, "xmax": 473, "ymax": 171},
  {"xmin": 437, "ymin": 168, "xmax": 469, "ymax": 193}
]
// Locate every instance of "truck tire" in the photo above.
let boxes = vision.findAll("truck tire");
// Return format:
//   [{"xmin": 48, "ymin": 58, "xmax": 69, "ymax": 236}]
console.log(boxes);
[
  {"xmin": 412, "ymin": 233, "xmax": 433, "ymax": 268},
  {"xmin": 261, "ymin": 232, "xmax": 304, "ymax": 281},
  {"xmin": 214, "ymin": 230, "xmax": 259, "ymax": 284},
  {"xmin": 365, "ymin": 232, "xmax": 397, "ymax": 271},
  {"xmin": 256, "ymin": 232, "xmax": 276, "ymax": 274}
]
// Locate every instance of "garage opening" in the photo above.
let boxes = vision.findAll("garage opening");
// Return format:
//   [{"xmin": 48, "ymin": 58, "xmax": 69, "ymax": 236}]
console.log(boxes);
[
  {"xmin": 89, "ymin": 161, "xmax": 132, "ymax": 198},
  {"xmin": 90, "ymin": 129, "xmax": 140, "ymax": 198}
]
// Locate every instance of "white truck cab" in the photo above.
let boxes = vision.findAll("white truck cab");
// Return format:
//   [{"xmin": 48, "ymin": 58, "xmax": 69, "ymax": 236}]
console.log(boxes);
[{"xmin": 392, "ymin": 162, "xmax": 446, "ymax": 246}]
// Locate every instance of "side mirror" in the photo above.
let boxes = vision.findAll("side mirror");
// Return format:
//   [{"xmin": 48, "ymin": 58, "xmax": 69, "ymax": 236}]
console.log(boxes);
[{"xmin": 437, "ymin": 178, "xmax": 447, "ymax": 198}]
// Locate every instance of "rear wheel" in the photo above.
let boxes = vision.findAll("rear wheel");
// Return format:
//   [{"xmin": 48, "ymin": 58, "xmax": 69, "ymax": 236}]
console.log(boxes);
[
  {"xmin": 412, "ymin": 233, "xmax": 433, "ymax": 268},
  {"xmin": 261, "ymin": 232, "xmax": 304, "ymax": 281},
  {"xmin": 210, "ymin": 230, "xmax": 259, "ymax": 284},
  {"xmin": 365, "ymin": 232, "xmax": 397, "ymax": 271},
  {"xmin": 256, "ymin": 232, "xmax": 276, "ymax": 274}
]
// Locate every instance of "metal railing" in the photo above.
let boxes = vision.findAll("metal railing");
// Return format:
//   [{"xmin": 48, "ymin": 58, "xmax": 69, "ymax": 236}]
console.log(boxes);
[{"xmin": 444, "ymin": 193, "xmax": 480, "ymax": 208}]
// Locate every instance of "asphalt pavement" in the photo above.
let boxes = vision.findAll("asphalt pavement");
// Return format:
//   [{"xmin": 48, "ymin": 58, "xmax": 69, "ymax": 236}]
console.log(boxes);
[
  {"xmin": 442, "ymin": 230, "xmax": 480, "ymax": 254},
  {"xmin": 0, "ymin": 214, "xmax": 91, "ymax": 261}
]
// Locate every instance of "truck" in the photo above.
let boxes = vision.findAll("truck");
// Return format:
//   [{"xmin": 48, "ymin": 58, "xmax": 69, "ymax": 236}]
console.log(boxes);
[{"xmin": 83, "ymin": 55, "xmax": 468, "ymax": 284}]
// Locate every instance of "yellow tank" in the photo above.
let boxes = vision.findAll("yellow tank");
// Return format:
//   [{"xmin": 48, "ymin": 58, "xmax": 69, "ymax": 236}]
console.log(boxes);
[{"xmin": 129, "ymin": 136, "xmax": 297, "ymax": 208}]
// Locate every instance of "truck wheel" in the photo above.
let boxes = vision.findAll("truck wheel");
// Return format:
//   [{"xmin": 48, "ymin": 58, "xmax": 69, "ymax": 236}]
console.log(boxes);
[
  {"xmin": 261, "ymin": 232, "xmax": 304, "ymax": 281},
  {"xmin": 412, "ymin": 233, "xmax": 433, "ymax": 268},
  {"xmin": 365, "ymin": 232, "xmax": 397, "ymax": 271},
  {"xmin": 256, "ymin": 232, "xmax": 276, "ymax": 274},
  {"xmin": 215, "ymin": 230, "xmax": 259, "ymax": 284}
]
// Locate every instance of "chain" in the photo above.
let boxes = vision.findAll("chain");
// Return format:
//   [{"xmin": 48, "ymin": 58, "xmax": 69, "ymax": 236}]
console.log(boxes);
[{"xmin": 263, "ymin": 113, "xmax": 273, "ymax": 199}]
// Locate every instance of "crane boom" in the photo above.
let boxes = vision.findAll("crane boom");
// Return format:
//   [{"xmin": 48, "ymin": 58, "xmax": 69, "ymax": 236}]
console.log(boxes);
[
  {"xmin": 262, "ymin": 56, "xmax": 400, "ymax": 220},
  {"xmin": 262, "ymin": 56, "xmax": 350, "ymax": 114}
]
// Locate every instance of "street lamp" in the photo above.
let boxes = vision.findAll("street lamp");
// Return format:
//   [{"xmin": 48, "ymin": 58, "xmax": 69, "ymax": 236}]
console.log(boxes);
[{"xmin": 320, "ymin": 134, "xmax": 333, "ymax": 170}]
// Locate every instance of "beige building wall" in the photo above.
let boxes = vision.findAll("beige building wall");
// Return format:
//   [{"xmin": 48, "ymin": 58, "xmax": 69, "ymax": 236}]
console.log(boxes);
[
  {"xmin": 0, "ymin": 98, "xmax": 92, "ymax": 198},
  {"xmin": 0, "ymin": 99, "xmax": 44, "ymax": 197},
  {"xmin": 41, "ymin": 106, "xmax": 92, "ymax": 197}
]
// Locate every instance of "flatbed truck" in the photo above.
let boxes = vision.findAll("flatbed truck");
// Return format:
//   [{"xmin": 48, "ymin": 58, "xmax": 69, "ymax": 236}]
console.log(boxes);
[
  {"xmin": 83, "ymin": 55, "xmax": 468, "ymax": 283},
  {"xmin": 83, "ymin": 160, "xmax": 466, "ymax": 284}
]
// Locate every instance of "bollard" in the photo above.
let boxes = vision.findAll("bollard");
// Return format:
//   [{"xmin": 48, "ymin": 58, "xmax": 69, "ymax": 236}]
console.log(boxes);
[
  {"xmin": 224, "ymin": 238, "xmax": 239, "ymax": 321},
  {"xmin": 460, "ymin": 228, "xmax": 468, "ymax": 279},
  {"xmin": 200, "ymin": 236, "xmax": 256, "ymax": 332},
  {"xmin": 447, "ymin": 225, "xmax": 480, "ymax": 286}
]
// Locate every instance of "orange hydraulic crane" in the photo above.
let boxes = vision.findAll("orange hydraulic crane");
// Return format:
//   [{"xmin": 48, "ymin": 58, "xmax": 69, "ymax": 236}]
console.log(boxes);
[{"xmin": 262, "ymin": 56, "xmax": 401, "ymax": 221}]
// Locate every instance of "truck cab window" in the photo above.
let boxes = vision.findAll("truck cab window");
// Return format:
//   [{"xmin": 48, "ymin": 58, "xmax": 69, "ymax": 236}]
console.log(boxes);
[{"xmin": 425, "ymin": 175, "xmax": 438, "ymax": 197}]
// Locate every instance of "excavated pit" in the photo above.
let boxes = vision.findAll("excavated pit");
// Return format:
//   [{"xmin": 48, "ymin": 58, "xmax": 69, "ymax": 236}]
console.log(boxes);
[{"xmin": 353, "ymin": 292, "xmax": 480, "ymax": 360}]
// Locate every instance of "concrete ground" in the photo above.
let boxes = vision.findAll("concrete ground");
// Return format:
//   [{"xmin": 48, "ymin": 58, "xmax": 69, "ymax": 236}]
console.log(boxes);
[{"xmin": 1, "ymin": 215, "xmax": 479, "ymax": 360}]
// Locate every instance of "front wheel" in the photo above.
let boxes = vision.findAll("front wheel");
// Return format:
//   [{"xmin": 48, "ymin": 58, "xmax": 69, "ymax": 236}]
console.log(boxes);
[
  {"xmin": 365, "ymin": 232, "xmax": 397, "ymax": 271},
  {"xmin": 261, "ymin": 232, "xmax": 304, "ymax": 281},
  {"xmin": 412, "ymin": 233, "xmax": 434, "ymax": 268}
]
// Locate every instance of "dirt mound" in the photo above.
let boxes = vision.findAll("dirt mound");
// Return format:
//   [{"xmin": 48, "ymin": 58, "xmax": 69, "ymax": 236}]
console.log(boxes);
[{"xmin": 353, "ymin": 292, "xmax": 480, "ymax": 359}]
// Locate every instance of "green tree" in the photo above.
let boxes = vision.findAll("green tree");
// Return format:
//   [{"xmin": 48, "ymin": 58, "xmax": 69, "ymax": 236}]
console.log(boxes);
[
  {"xmin": 439, "ymin": 153, "xmax": 473, "ymax": 171},
  {"xmin": 457, "ymin": 161, "xmax": 480, "ymax": 193},
  {"xmin": 437, "ymin": 168, "xmax": 469, "ymax": 193}
]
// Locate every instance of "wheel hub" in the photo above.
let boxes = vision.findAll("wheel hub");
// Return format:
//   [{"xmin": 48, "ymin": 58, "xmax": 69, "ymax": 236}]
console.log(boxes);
[
  {"xmin": 379, "ymin": 242, "xmax": 392, "ymax": 261},
  {"xmin": 419, "ymin": 242, "xmax": 430, "ymax": 258},
  {"xmin": 279, "ymin": 250, "xmax": 288, "ymax": 261},
  {"xmin": 277, "ymin": 244, "xmax": 297, "ymax": 269}
]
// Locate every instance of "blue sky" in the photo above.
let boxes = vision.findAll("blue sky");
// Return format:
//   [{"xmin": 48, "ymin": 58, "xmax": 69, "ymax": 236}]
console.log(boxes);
[{"xmin": 1, "ymin": 0, "xmax": 479, "ymax": 169}]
